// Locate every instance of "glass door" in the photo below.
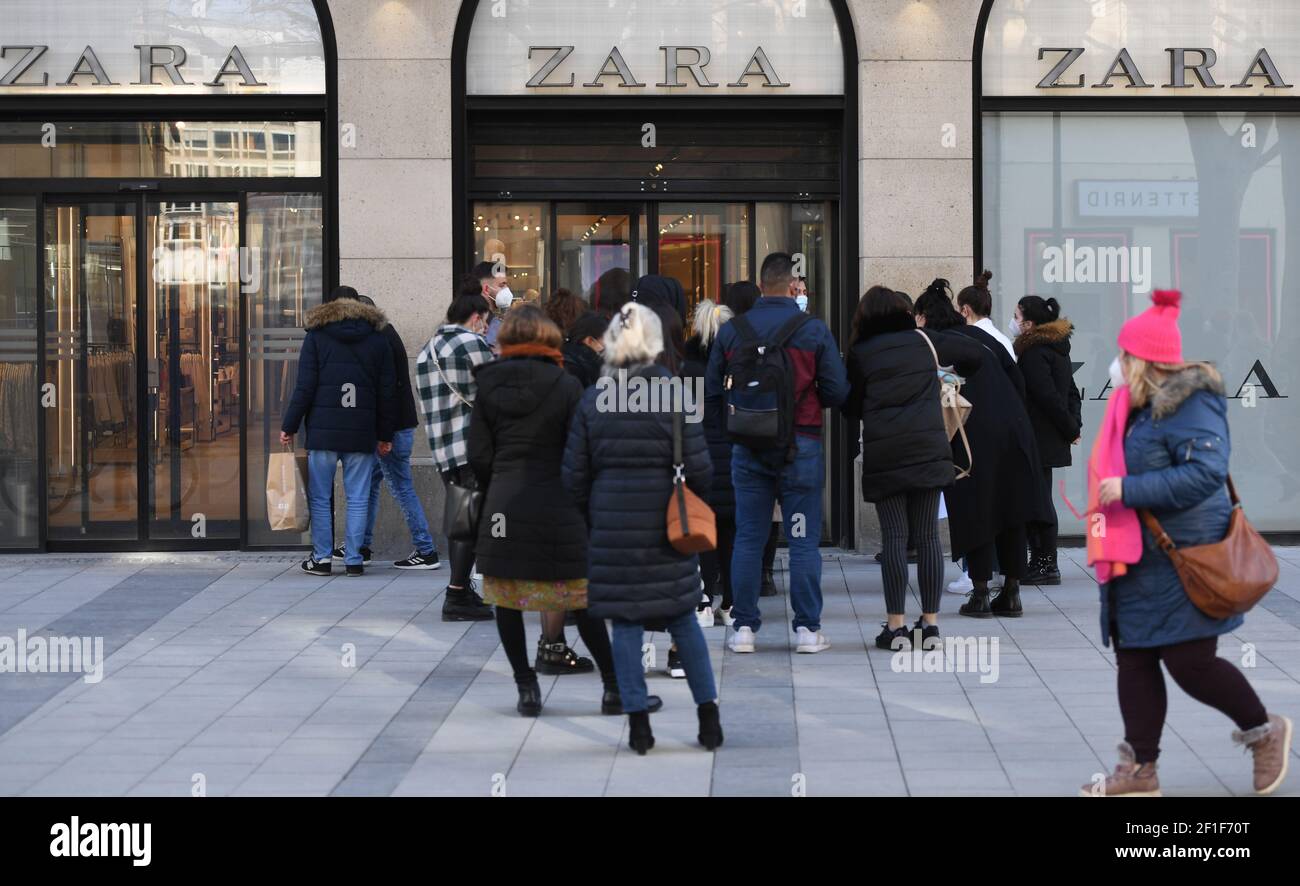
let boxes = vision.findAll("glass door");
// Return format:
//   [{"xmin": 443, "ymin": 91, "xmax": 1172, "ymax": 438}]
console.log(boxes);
[
  {"xmin": 43, "ymin": 195, "xmax": 242, "ymax": 544},
  {"xmin": 554, "ymin": 203, "xmax": 644, "ymax": 311}
]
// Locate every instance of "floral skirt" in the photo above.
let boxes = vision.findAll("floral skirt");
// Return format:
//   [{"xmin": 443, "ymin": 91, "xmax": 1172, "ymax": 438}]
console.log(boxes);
[{"xmin": 482, "ymin": 576, "xmax": 588, "ymax": 612}]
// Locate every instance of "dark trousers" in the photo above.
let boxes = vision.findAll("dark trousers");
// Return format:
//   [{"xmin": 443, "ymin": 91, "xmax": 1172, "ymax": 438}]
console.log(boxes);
[
  {"xmin": 1117, "ymin": 636, "xmax": 1268, "ymax": 764},
  {"xmin": 1028, "ymin": 466, "xmax": 1059, "ymax": 559},
  {"xmin": 967, "ymin": 524, "xmax": 1026, "ymax": 583},
  {"xmin": 699, "ymin": 514, "xmax": 736, "ymax": 610},
  {"xmin": 495, "ymin": 606, "xmax": 615, "ymax": 684},
  {"xmin": 440, "ymin": 465, "xmax": 477, "ymax": 589},
  {"xmin": 875, "ymin": 489, "xmax": 943, "ymax": 615}
]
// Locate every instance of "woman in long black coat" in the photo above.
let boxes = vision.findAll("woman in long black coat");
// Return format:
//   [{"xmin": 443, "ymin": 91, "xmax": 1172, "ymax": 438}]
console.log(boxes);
[
  {"xmin": 1013, "ymin": 295, "xmax": 1083, "ymax": 586},
  {"xmin": 913, "ymin": 283, "xmax": 1049, "ymax": 619},
  {"xmin": 468, "ymin": 305, "xmax": 619, "ymax": 718},
  {"xmin": 844, "ymin": 287, "xmax": 985, "ymax": 650},
  {"xmin": 563, "ymin": 302, "xmax": 722, "ymax": 756}
]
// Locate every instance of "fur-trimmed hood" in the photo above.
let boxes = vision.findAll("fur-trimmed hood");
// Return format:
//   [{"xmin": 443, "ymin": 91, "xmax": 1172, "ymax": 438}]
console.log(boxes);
[
  {"xmin": 1014, "ymin": 318, "xmax": 1073, "ymax": 358},
  {"xmin": 305, "ymin": 298, "xmax": 388, "ymax": 333},
  {"xmin": 1151, "ymin": 362, "xmax": 1224, "ymax": 420}
]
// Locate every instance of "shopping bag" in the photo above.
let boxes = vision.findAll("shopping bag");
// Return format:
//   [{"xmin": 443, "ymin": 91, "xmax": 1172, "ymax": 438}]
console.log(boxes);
[{"xmin": 266, "ymin": 450, "xmax": 309, "ymax": 532}]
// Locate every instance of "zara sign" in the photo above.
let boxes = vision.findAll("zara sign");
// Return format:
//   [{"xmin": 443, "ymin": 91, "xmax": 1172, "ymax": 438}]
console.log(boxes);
[
  {"xmin": 1036, "ymin": 47, "xmax": 1292, "ymax": 90},
  {"xmin": 526, "ymin": 45, "xmax": 789, "ymax": 89},
  {"xmin": 0, "ymin": 44, "xmax": 263, "ymax": 88}
]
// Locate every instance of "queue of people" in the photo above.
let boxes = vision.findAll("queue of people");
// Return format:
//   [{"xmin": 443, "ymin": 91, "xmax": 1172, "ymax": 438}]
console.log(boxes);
[{"xmin": 279, "ymin": 260, "xmax": 1290, "ymax": 791}]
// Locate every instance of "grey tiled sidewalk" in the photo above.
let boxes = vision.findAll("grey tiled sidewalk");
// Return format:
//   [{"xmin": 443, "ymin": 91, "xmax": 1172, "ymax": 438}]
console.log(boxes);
[{"xmin": 1, "ymin": 548, "xmax": 1298, "ymax": 797}]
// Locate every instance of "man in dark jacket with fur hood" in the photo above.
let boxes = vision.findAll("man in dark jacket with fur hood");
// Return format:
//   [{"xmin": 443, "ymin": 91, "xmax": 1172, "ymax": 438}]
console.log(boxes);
[{"xmin": 281, "ymin": 285, "xmax": 397, "ymax": 577}]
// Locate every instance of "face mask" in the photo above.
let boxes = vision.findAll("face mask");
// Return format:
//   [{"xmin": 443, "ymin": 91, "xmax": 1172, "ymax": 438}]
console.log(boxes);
[
  {"xmin": 1109, "ymin": 356, "xmax": 1126, "ymax": 389},
  {"xmin": 495, "ymin": 287, "xmax": 514, "ymax": 310},
  {"xmin": 1006, "ymin": 317, "xmax": 1022, "ymax": 339},
  {"xmin": 795, "ymin": 294, "xmax": 808, "ymax": 312}
]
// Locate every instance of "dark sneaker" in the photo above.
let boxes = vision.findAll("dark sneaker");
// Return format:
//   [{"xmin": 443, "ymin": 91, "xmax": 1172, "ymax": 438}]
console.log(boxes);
[
  {"xmin": 442, "ymin": 586, "xmax": 494, "ymax": 622},
  {"xmin": 666, "ymin": 646, "xmax": 686, "ymax": 678},
  {"xmin": 535, "ymin": 638, "xmax": 594, "ymax": 675},
  {"xmin": 394, "ymin": 550, "xmax": 441, "ymax": 570},
  {"xmin": 601, "ymin": 688, "xmax": 663, "ymax": 715},
  {"xmin": 912, "ymin": 618, "xmax": 941, "ymax": 650},
  {"xmin": 874, "ymin": 549, "xmax": 919, "ymax": 564},
  {"xmin": 300, "ymin": 557, "xmax": 331, "ymax": 577},
  {"xmin": 345, "ymin": 564, "xmax": 364, "ymax": 577},
  {"xmin": 959, "ymin": 591, "xmax": 993, "ymax": 619},
  {"xmin": 332, "ymin": 545, "xmax": 372, "ymax": 565},
  {"xmin": 875, "ymin": 624, "xmax": 911, "ymax": 651},
  {"xmin": 760, "ymin": 569, "xmax": 779, "ymax": 597}
]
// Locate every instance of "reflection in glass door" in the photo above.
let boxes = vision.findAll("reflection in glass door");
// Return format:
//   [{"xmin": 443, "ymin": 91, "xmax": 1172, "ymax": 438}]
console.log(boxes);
[
  {"xmin": 657, "ymin": 203, "xmax": 751, "ymax": 313},
  {"xmin": 43, "ymin": 202, "xmax": 140, "ymax": 540},
  {"xmin": 555, "ymin": 204, "xmax": 643, "ymax": 311}
]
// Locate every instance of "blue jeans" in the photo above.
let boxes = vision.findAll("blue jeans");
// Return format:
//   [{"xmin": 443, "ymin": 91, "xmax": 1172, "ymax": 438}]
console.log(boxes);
[
  {"xmin": 362, "ymin": 427, "xmax": 436, "ymax": 554},
  {"xmin": 308, "ymin": 450, "xmax": 376, "ymax": 566},
  {"xmin": 610, "ymin": 610, "xmax": 717, "ymax": 713},
  {"xmin": 731, "ymin": 435, "xmax": 824, "ymax": 633}
]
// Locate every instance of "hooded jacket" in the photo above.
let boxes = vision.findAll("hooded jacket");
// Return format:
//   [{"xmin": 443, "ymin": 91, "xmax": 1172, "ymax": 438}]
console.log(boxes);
[
  {"xmin": 468, "ymin": 355, "xmax": 587, "ymax": 580},
  {"xmin": 684, "ymin": 335, "xmax": 733, "ymax": 518},
  {"xmin": 1101, "ymin": 364, "xmax": 1240, "ymax": 648},
  {"xmin": 282, "ymin": 298, "xmax": 397, "ymax": 453},
  {"xmin": 1015, "ymin": 318, "xmax": 1083, "ymax": 468},
  {"xmin": 631, "ymin": 274, "xmax": 688, "ymax": 324}
]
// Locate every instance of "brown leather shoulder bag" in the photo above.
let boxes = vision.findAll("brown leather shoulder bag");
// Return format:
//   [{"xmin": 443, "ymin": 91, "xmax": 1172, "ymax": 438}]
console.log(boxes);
[
  {"xmin": 1139, "ymin": 476, "xmax": 1278, "ymax": 619},
  {"xmin": 666, "ymin": 393, "xmax": 716, "ymax": 555}
]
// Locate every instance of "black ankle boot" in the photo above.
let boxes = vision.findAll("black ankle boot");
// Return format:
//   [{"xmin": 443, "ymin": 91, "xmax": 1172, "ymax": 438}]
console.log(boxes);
[
  {"xmin": 959, "ymin": 588, "xmax": 993, "ymax": 619},
  {"xmin": 990, "ymin": 581, "xmax": 1024, "ymax": 617},
  {"xmin": 535, "ymin": 637, "xmax": 594, "ymax": 675},
  {"xmin": 697, "ymin": 701, "xmax": 724, "ymax": 750},
  {"xmin": 515, "ymin": 674, "xmax": 542, "ymax": 717},
  {"xmin": 601, "ymin": 683, "xmax": 663, "ymax": 715},
  {"xmin": 628, "ymin": 711, "xmax": 655, "ymax": 755},
  {"xmin": 442, "ymin": 586, "xmax": 495, "ymax": 622},
  {"xmin": 1026, "ymin": 553, "xmax": 1062, "ymax": 586}
]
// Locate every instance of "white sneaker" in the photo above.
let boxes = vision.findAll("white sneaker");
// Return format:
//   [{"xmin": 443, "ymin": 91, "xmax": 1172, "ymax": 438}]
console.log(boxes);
[
  {"xmin": 946, "ymin": 572, "xmax": 974, "ymax": 595},
  {"xmin": 728, "ymin": 626, "xmax": 756, "ymax": 653},
  {"xmin": 796, "ymin": 627, "xmax": 831, "ymax": 654},
  {"xmin": 717, "ymin": 607, "xmax": 736, "ymax": 627},
  {"xmin": 696, "ymin": 606, "xmax": 715, "ymax": 628}
]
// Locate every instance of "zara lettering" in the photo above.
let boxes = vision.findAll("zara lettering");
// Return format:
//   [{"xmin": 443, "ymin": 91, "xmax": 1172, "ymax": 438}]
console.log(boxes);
[
  {"xmin": 1037, "ymin": 47, "xmax": 1293, "ymax": 90},
  {"xmin": 526, "ymin": 45, "xmax": 789, "ymax": 89},
  {"xmin": 0, "ymin": 44, "xmax": 263, "ymax": 87}
]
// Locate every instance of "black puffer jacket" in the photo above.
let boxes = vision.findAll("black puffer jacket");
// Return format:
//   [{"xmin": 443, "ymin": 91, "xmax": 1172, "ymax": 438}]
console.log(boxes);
[
  {"xmin": 562, "ymin": 363, "xmax": 713, "ymax": 622},
  {"xmin": 843, "ymin": 313, "xmax": 985, "ymax": 502},
  {"xmin": 563, "ymin": 338, "xmax": 604, "ymax": 389},
  {"xmin": 281, "ymin": 298, "xmax": 396, "ymax": 452},
  {"xmin": 382, "ymin": 323, "xmax": 420, "ymax": 431},
  {"xmin": 1014, "ymin": 318, "xmax": 1083, "ymax": 468},
  {"xmin": 683, "ymin": 336, "xmax": 734, "ymax": 519},
  {"xmin": 469, "ymin": 355, "xmax": 587, "ymax": 580}
]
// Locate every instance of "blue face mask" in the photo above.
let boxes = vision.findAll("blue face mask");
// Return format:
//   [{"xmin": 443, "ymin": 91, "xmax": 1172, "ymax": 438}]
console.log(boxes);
[{"xmin": 795, "ymin": 294, "xmax": 809, "ymax": 312}]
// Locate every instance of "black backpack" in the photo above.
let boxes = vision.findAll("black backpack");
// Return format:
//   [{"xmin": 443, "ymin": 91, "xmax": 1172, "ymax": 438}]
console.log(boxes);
[{"xmin": 724, "ymin": 312, "xmax": 813, "ymax": 452}]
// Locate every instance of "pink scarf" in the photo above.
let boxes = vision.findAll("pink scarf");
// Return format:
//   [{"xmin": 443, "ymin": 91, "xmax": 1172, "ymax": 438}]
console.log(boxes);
[{"xmin": 1086, "ymin": 385, "xmax": 1143, "ymax": 583}]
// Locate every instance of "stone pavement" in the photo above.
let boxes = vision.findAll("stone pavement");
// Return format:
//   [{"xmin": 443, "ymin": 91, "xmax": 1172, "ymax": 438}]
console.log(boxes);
[{"xmin": 1, "ymin": 548, "xmax": 1298, "ymax": 797}]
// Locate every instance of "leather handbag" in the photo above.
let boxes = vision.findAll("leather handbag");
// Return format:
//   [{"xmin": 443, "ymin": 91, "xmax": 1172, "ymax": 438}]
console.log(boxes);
[
  {"xmin": 914, "ymin": 329, "xmax": 974, "ymax": 480},
  {"xmin": 666, "ymin": 393, "xmax": 716, "ymax": 554},
  {"xmin": 443, "ymin": 469, "xmax": 483, "ymax": 542},
  {"xmin": 1139, "ymin": 476, "xmax": 1278, "ymax": 619}
]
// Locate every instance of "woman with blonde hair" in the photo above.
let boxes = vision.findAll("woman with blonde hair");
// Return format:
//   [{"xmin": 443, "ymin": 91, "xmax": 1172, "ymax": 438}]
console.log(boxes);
[
  {"xmin": 563, "ymin": 303, "xmax": 722, "ymax": 754},
  {"xmin": 1085, "ymin": 289, "xmax": 1290, "ymax": 797}
]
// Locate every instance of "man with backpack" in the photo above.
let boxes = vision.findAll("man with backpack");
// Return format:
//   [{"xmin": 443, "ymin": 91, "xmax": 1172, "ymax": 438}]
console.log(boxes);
[{"xmin": 705, "ymin": 253, "xmax": 849, "ymax": 654}]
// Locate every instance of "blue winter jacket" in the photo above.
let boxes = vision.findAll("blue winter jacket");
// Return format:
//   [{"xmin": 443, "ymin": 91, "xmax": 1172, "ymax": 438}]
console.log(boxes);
[
  {"xmin": 281, "ymin": 298, "xmax": 397, "ymax": 453},
  {"xmin": 1100, "ymin": 364, "xmax": 1242, "ymax": 648}
]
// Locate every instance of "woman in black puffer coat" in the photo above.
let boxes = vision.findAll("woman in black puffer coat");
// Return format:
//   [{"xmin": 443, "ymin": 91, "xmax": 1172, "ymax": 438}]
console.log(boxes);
[
  {"xmin": 1013, "ymin": 296, "xmax": 1083, "ymax": 586},
  {"xmin": 563, "ymin": 302, "xmax": 722, "ymax": 756},
  {"xmin": 682, "ymin": 299, "xmax": 736, "ymax": 624}
]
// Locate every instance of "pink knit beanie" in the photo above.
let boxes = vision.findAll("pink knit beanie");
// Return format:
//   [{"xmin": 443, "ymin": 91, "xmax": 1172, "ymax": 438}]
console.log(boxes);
[{"xmin": 1118, "ymin": 290, "xmax": 1183, "ymax": 364}]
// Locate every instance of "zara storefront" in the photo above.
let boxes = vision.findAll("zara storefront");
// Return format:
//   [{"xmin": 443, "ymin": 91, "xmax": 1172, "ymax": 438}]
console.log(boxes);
[{"xmin": 2, "ymin": 0, "xmax": 1298, "ymax": 553}]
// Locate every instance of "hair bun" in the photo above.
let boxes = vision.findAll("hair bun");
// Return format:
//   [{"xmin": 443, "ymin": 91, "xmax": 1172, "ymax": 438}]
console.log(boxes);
[
  {"xmin": 1046, "ymin": 297, "xmax": 1061, "ymax": 318},
  {"xmin": 1152, "ymin": 289, "xmax": 1182, "ymax": 309},
  {"xmin": 977, "ymin": 270, "xmax": 993, "ymax": 289}
]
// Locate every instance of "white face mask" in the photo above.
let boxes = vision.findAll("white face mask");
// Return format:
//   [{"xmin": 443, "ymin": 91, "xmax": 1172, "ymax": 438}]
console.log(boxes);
[
  {"xmin": 1006, "ymin": 316, "xmax": 1022, "ymax": 339},
  {"xmin": 795, "ymin": 294, "xmax": 808, "ymax": 312},
  {"xmin": 495, "ymin": 287, "xmax": 514, "ymax": 310},
  {"xmin": 1109, "ymin": 356, "xmax": 1127, "ymax": 389}
]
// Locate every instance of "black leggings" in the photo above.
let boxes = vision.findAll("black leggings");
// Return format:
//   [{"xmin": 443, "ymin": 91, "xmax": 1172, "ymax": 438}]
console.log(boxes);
[
  {"xmin": 495, "ymin": 606, "xmax": 616, "ymax": 685},
  {"xmin": 1117, "ymin": 636, "xmax": 1268, "ymax": 764},
  {"xmin": 967, "ymin": 524, "xmax": 1027, "ymax": 583},
  {"xmin": 875, "ymin": 489, "xmax": 943, "ymax": 615},
  {"xmin": 699, "ymin": 514, "xmax": 736, "ymax": 610},
  {"xmin": 1029, "ymin": 466, "xmax": 1059, "ymax": 558},
  {"xmin": 440, "ymin": 465, "xmax": 477, "ymax": 589}
]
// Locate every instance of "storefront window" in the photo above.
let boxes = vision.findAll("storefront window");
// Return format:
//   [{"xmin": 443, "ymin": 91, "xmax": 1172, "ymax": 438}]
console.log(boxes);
[
  {"xmin": 658, "ymin": 203, "xmax": 750, "ymax": 312},
  {"xmin": 983, "ymin": 111, "xmax": 1300, "ymax": 531},
  {"xmin": 0, "ymin": 198, "xmax": 39, "ymax": 548},
  {"xmin": 0, "ymin": 122, "xmax": 322, "ymax": 178},
  {"xmin": 472, "ymin": 202, "xmax": 549, "ymax": 298}
]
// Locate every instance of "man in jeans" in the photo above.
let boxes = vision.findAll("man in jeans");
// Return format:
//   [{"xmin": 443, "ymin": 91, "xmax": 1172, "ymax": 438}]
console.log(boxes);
[
  {"xmin": 416, "ymin": 289, "xmax": 496, "ymax": 621},
  {"xmin": 706, "ymin": 253, "xmax": 849, "ymax": 653},
  {"xmin": 331, "ymin": 296, "xmax": 441, "ymax": 570},
  {"xmin": 281, "ymin": 286, "xmax": 396, "ymax": 577}
]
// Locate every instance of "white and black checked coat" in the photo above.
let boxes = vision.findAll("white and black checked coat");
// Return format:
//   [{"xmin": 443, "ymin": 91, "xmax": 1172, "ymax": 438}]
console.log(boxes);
[{"xmin": 416, "ymin": 324, "xmax": 494, "ymax": 473}]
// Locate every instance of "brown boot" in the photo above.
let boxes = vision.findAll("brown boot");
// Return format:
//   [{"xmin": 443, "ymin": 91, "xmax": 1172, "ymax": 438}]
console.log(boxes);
[
  {"xmin": 1079, "ymin": 741, "xmax": 1162, "ymax": 797},
  {"xmin": 1233, "ymin": 714, "xmax": 1293, "ymax": 795}
]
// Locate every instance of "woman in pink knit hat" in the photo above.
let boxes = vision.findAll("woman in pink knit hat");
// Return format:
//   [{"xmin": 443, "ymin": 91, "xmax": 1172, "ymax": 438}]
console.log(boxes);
[{"xmin": 1083, "ymin": 290, "xmax": 1291, "ymax": 798}]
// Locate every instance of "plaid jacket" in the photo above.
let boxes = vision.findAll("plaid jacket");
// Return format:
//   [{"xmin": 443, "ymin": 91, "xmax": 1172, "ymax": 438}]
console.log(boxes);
[{"xmin": 416, "ymin": 324, "xmax": 494, "ymax": 472}]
